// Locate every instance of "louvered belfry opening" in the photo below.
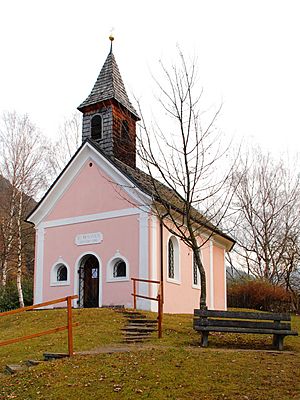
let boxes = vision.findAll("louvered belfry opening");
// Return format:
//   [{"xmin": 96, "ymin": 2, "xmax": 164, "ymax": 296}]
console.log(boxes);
[{"xmin": 78, "ymin": 44, "xmax": 140, "ymax": 168}]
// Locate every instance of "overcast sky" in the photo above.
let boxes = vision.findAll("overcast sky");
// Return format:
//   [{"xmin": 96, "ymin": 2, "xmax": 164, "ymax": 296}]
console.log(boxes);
[{"xmin": 0, "ymin": 0, "xmax": 299, "ymax": 157}]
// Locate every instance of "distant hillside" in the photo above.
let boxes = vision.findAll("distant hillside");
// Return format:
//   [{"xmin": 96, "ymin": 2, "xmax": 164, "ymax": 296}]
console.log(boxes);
[{"xmin": 0, "ymin": 174, "xmax": 37, "ymax": 281}]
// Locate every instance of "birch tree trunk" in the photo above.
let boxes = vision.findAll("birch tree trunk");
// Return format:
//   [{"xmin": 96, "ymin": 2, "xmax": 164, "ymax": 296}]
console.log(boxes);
[
  {"xmin": 1, "ymin": 186, "xmax": 17, "ymax": 286},
  {"xmin": 16, "ymin": 192, "xmax": 24, "ymax": 307}
]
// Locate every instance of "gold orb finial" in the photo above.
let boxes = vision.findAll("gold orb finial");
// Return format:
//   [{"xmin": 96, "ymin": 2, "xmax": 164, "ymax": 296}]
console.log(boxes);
[{"xmin": 109, "ymin": 34, "xmax": 114, "ymax": 42}]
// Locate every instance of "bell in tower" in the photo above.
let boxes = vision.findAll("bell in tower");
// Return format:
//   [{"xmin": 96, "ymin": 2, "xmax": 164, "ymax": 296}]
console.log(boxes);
[{"xmin": 77, "ymin": 36, "xmax": 140, "ymax": 168}]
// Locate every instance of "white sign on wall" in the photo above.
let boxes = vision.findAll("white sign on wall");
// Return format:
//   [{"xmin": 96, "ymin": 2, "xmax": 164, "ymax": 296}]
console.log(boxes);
[{"xmin": 75, "ymin": 232, "xmax": 103, "ymax": 246}]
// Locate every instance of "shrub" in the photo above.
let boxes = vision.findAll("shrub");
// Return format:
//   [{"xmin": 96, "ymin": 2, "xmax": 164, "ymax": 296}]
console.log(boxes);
[
  {"xmin": 0, "ymin": 277, "xmax": 33, "ymax": 311},
  {"xmin": 227, "ymin": 278, "xmax": 293, "ymax": 312}
]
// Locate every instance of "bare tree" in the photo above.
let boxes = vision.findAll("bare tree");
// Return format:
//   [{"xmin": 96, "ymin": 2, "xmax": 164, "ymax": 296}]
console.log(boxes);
[
  {"xmin": 229, "ymin": 147, "xmax": 300, "ymax": 292},
  {"xmin": 47, "ymin": 112, "xmax": 81, "ymax": 176},
  {"xmin": 0, "ymin": 111, "xmax": 47, "ymax": 307},
  {"xmin": 137, "ymin": 52, "xmax": 238, "ymax": 309}
]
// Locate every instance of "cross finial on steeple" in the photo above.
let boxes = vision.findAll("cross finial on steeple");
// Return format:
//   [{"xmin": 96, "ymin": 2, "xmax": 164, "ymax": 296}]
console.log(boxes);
[{"xmin": 109, "ymin": 33, "xmax": 114, "ymax": 53}]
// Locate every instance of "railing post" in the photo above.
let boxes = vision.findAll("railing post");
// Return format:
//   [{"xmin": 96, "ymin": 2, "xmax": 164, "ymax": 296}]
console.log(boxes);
[
  {"xmin": 67, "ymin": 296, "xmax": 73, "ymax": 356},
  {"xmin": 157, "ymin": 293, "xmax": 162, "ymax": 338},
  {"xmin": 133, "ymin": 279, "xmax": 137, "ymax": 310}
]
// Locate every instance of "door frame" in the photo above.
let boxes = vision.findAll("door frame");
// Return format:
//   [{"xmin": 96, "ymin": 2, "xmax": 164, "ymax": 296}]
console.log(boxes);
[{"xmin": 74, "ymin": 251, "xmax": 102, "ymax": 308}]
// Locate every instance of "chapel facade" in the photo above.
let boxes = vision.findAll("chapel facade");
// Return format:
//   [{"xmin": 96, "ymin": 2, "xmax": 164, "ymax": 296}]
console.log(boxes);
[{"xmin": 27, "ymin": 39, "xmax": 234, "ymax": 313}]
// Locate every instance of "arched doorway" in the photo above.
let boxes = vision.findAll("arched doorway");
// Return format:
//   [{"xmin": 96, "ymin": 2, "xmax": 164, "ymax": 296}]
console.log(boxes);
[{"xmin": 78, "ymin": 254, "xmax": 100, "ymax": 308}]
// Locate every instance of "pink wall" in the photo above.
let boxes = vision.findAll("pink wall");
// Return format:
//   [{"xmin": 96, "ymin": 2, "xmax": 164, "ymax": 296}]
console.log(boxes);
[
  {"xmin": 46, "ymin": 161, "xmax": 135, "ymax": 221},
  {"xmin": 41, "ymin": 215, "xmax": 139, "ymax": 307},
  {"xmin": 162, "ymin": 226, "xmax": 213, "ymax": 314},
  {"xmin": 213, "ymin": 245, "xmax": 226, "ymax": 310}
]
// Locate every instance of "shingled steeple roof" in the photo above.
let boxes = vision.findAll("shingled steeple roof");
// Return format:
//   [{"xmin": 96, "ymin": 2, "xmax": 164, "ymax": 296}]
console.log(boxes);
[{"xmin": 78, "ymin": 48, "xmax": 139, "ymax": 119}]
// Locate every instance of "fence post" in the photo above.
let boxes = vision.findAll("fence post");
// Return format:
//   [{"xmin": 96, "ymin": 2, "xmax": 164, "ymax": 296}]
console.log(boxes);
[
  {"xmin": 67, "ymin": 296, "xmax": 73, "ymax": 356},
  {"xmin": 133, "ymin": 279, "xmax": 137, "ymax": 310},
  {"xmin": 157, "ymin": 293, "xmax": 162, "ymax": 338}
]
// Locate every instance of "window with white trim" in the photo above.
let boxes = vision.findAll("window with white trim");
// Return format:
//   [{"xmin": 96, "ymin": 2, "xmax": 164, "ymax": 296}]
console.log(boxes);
[
  {"xmin": 50, "ymin": 261, "xmax": 70, "ymax": 286},
  {"xmin": 107, "ymin": 253, "xmax": 129, "ymax": 282},
  {"xmin": 192, "ymin": 250, "xmax": 201, "ymax": 289},
  {"xmin": 167, "ymin": 236, "xmax": 180, "ymax": 283}
]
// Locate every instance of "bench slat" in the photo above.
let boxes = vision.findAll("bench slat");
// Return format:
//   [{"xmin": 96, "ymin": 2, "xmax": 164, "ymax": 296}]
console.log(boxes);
[
  {"xmin": 194, "ymin": 309, "xmax": 291, "ymax": 321},
  {"xmin": 193, "ymin": 318, "xmax": 291, "ymax": 330},
  {"xmin": 194, "ymin": 326, "xmax": 298, "ymax": 335}
]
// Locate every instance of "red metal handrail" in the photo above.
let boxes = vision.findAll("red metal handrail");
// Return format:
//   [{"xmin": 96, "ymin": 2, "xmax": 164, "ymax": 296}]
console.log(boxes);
[
  {"xmin": 0, "ymin": 295, "xmax": 78, "ymax": 356},
  {"xmin": 131, "ymin": 278, "xmax": 163, "ymax": 338}
]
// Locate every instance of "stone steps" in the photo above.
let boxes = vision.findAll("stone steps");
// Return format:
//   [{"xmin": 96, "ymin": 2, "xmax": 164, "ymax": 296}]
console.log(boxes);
[
  {"xmin": 43, "ymin": 352, "xmax": 69, "ymax": 361},
  {"xmin": 120, "ymin": 310, "xmax": 158, "ymax": 344},
  {"xmin": 5, "ymin": 364, "xmax": 28, "ymax": 375},
  {"xmin": 4, "ymin": 354, "xmax": 67, "ymax": 375}
]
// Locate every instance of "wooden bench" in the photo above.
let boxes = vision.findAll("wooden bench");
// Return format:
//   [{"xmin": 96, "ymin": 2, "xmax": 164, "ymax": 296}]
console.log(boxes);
[{"xmin": 193, "ymin": 309, "xmax": 298, "ymax": 350}]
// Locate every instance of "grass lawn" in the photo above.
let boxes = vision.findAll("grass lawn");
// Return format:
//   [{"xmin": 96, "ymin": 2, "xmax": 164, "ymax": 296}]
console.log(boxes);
[{"xmin": 0, "ymin": 308, "xmax": 299, "ymax": 399}]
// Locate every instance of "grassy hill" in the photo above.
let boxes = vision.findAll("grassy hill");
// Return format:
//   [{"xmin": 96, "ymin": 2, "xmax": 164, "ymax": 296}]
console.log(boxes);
[{"xmin": 0, "ymin": 308, "xmax": 299, "ymax": 399}]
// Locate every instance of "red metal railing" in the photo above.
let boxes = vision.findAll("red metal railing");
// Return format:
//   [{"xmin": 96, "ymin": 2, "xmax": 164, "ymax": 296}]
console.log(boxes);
[
  {"xmin": 131, "ymin": 278, "xmax": 163, "ymax": 338},
  {"xmin": 0, "ymin": 295, "xmax": 78, "ymax": 356}
]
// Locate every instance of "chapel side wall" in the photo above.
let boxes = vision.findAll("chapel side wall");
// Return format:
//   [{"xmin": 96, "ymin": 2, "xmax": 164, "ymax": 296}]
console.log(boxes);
[
  {"xmin": 213, "ymin": 244, "xmax": 226, "ymax": 310},
  {"xmin": 162, "ymin": 225, "xmax": 211, "ymax": 314}
]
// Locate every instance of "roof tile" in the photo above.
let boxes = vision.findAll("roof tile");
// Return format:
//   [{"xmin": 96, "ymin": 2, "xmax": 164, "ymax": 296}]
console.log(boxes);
[{"xmin": 78, "ymin": 51, "xmax": 139, "ymax": 119}]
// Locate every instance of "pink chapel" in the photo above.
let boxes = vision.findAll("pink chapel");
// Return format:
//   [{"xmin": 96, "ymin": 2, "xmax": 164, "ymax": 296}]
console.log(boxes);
[{"xmin": 26, "ymin": 40, "xmax": 235, "ymax": 313}]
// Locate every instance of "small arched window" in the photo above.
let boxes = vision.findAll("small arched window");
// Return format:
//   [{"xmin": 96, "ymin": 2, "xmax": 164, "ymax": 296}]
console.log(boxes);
[
  {"xmin": 57, "ymin": 264, "xmax": 68, "ymax": 282},
  {"xmin": 107, "ymin": 254, "xmax": 129, "ymax": 282},
  {"xmin": 120, "ymin": 120, "xmax": 129, "ymax": 140},
  {"xmin": 167, "ymin": 236, "xmax": 180, "ymax": 282},
  {"xmin": 113, "ymin": 260, "xmax": 126, "ymax": 278},
  {"xmin": 91, "ymin": 115, "xmax": 102, "ymax": 140},
  {"xmin": 50, "ymin": 260, "xmax": 70, "ymax": 286}
]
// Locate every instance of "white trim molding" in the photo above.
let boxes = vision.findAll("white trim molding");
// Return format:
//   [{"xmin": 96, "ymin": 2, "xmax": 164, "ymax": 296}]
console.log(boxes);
[
  {"xmin": 42, "ymin": 207, "xmax": 141, "ymax": 229},
  {"xmin": 150, "ymin": 215, "xmax": 158, "ymax": 312},
  {"xmin": 34, "ymin": 226, "xmax": 45, "ymax": 304},
  {"xmin": 209, "ymin": 240, "xmax": 215, "ymax": 309},
  {"xmin": 224, "ymin": 249, "xmax": 227, "ymax": 310},
  {"xmin": 138, "ymin": 212, "xmax": 150, "ymax": 310}
]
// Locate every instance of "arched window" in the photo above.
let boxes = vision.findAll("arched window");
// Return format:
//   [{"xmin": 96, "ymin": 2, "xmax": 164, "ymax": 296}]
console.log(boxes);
[
  {"xmin": 120, "ymin": 120, "xmax": 129, "ymax": 140},
  {"xmin": 113, "ymin": 260, "xmax": 126, "ymax": 278},
  {"xmin": 192, "ymin": 251, "xmax": 201, "ymax": 289},
  {"xmin": 168, "ymin": 239, "xmax": 175, "ymax": 279},
  {"xmin": 50, "ymin": 261, "xmax": 70, "ymax": 286},
  {"xmin": 167, "ymin": 236, "xmax": 180, "ymax": 282},
  {"xmin": 91, "ymin": 115, "xmax": 102, "ymax": 140},
  {"xmin": 107, "ymin": 253, "xmax": 129, "ymax": 282},
  {"xmin": 57, "ymin": 264, "xmax": 67, "ymax": 282}
]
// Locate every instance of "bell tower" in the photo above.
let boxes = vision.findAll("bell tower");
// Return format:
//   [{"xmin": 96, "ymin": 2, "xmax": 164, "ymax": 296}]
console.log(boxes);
[{"xmin": 77, "ymin": 36, "xmax": 140, "ymax": 168}]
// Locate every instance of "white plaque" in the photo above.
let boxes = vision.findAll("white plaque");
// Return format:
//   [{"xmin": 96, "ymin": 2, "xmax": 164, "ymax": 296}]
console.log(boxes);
[{"xmin": 75, "ymin": 232, "xmax": 103, "ymax": 246}]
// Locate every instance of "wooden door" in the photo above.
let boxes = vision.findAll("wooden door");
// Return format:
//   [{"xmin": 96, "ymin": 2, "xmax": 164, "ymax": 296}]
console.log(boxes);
[{"xmin": 83, "ymin": 255, "xmax": 99, "ymax": 308}]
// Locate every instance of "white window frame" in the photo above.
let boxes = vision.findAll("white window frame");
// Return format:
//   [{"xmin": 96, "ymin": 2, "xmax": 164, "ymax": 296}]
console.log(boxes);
[
  {"xmin": 166, "ymin": 235, "xmax": 180, "ymax": 284},
  {"xmin": 50, "ymin": 258, "xmax": 70, "ymax": 287},
  {"xmin": 106, "ymin": 251, "xmax": 130, "ymax": 282},
  {"xmin": 192, "ymin": 249, "xmax": 202, "ymax": 290}
]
